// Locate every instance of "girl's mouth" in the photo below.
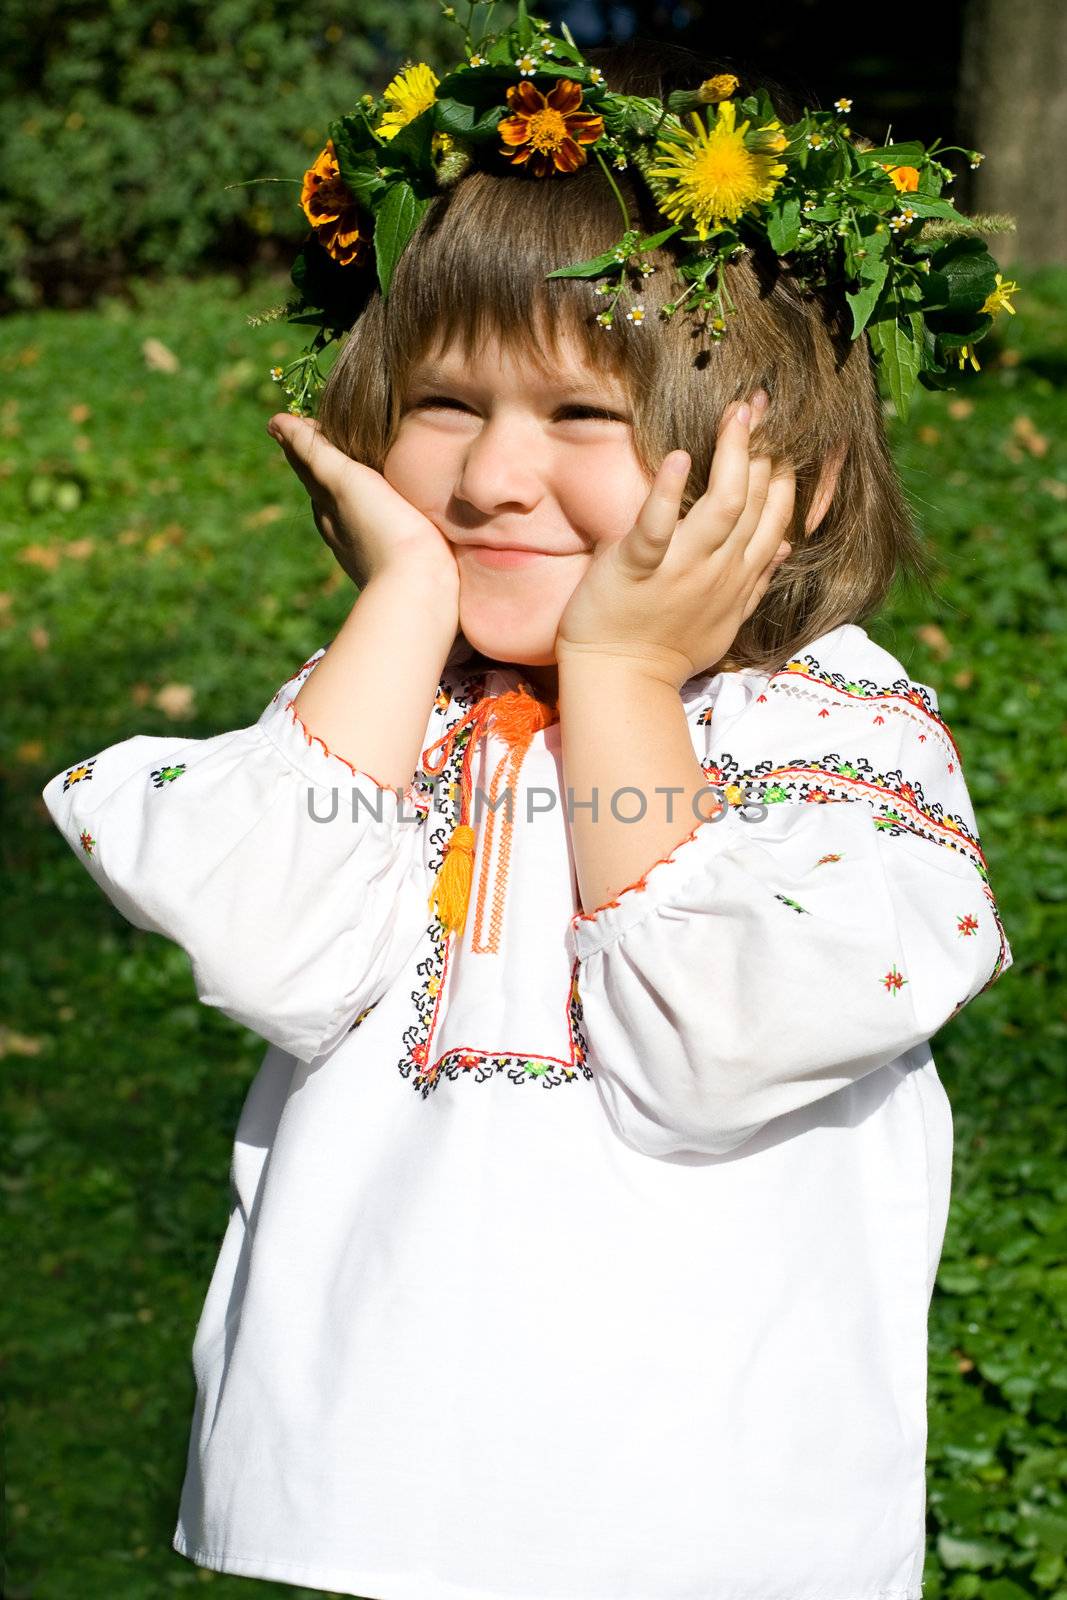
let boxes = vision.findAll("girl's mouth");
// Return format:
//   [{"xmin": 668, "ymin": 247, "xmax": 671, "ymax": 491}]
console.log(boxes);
[{"xmin": 460, "ymin": 545, "xmax": 553, "ymax": 569}]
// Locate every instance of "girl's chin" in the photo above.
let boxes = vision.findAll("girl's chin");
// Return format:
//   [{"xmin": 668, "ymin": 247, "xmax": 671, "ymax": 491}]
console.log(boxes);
[{"xmin": 459, "ymin": 614, "xmax": 561, "ymax": 669}]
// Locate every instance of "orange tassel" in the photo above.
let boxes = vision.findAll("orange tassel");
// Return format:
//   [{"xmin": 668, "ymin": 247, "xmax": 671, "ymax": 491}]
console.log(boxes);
[
  {"xmin": 427, "ymin": 822, "xmax": 476, "ymax": 935},
  {"xmin": 422, "ymin": 684, "xmax": 559, "ymax": 944}
]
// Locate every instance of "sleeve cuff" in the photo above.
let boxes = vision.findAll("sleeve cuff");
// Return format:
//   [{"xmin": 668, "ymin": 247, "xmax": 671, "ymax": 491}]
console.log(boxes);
[
  {"xmin": 568, "ymin": 805, "xmax": 749, "ymax": 960},
  {"xmin": 256, "ymin": 692, "xmax": 427, "ymax": 827}
]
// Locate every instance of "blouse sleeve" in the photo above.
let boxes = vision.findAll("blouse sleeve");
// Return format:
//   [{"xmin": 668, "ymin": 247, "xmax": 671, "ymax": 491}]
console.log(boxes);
[
  {"xmin": 566, "ymin": 677, "xmax": 1014, "ymax": 1159},
  {"xmin": 41, "ymin": 648, "xmax": 437, "ymax": 1063}
]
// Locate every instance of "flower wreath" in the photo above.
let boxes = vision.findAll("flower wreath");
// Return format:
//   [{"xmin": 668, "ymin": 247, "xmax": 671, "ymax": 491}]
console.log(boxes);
[{"xmin": 252, "ymin": 0, "xmax": 1018, "ymax": 420}]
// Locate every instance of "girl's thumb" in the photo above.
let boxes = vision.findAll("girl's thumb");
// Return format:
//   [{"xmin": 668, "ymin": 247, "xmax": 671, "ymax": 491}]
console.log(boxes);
[{"xmin": 268, "ymin": 413, "xmax": 307, "ymax": 447}]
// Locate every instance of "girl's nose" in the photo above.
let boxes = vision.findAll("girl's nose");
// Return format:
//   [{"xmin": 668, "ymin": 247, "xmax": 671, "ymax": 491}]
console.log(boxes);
[{"xmin": 455, "ymin": 421, "xmax": 543, "ymax": 514}]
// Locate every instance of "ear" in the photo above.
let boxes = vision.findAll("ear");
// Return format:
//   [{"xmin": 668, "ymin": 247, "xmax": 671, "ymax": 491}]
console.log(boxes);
[{"xmin": 803, "ymin": 440, "xmax": 848, "ymax": 536}]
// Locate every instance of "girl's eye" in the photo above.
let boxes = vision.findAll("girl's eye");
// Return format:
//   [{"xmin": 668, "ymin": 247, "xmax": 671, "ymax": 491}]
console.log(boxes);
[{"xmin": 410, "ymin": 395, "xmax": 628, "ymax": 423}]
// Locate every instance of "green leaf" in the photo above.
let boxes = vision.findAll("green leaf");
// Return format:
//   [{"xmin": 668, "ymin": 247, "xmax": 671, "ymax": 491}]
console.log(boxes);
[
  {"xmin": 862, "ymin": 141, "xmax": 926, "ymax": 166},
  {"xmin": 540, "ymin": 32, "xmax": 585, "ymax": 66},
  {"xmin": 378, "ymin": 107, "xmax": 436, "ymax": 179},
  {"xmin": 432, "ymin": 97, "xmax": 504, "ymax": 143},
  {"xmin": 924, "ymin": 235, "xmax": 999, "ymax": 317},
  {"xmin": 846, "ymin": 260, "xmax": 890, "ymax": 336},
  {"xmin": 544, "ymin": 245, "xmax": 625, "ymax": 281},
  {"xmin": 374, "ymin": 182, "xmax": 430, "ymax": 300},
  {"xmin": 767, "ymin": 196, "xmax": 801, "ymax": 255},
  {"xmin": 434, "ymin": 64, "xmax": 524, "ymax": 103},
  {"xmin": 902, "ymin": 195, "xmax": 960, "ymax": 220},
  {"xmin": 935, "ymin": 1533, "xmax": 1011, "ymax": 1572},
  {"xmin": 514, "ymin": 0, "xmax": 533, "ymax": 47},
  {"xmin": 330, "ymin": 119, "xmax": 389, "ymax": 209},
  {"xmin": 868, "ymin": 305, "xmax": 923, "ymax": 418},
  {"xmin": 636, "ymin": 224, "xmax": 681, "ymax": 251}
]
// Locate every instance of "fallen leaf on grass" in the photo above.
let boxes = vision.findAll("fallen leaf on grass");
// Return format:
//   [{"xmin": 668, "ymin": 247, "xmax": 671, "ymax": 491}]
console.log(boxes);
[
  {"xmin": 947, "ymin": 398, "xmax": 974, "ymax": 420},
  {"xmin": 64, "ymin": 538, "xmax": 95, "ymax": 560},
  {"xmin": 915, "ymin": 623, "xmax": 952, "ymax": 660},
  {"xmin": 952, "ymin": 669, "xmax": 975, "ymax": 689},
  {"xmin": 1011, "ymin": 414, "xmax": 1049, "ymax": 457},
  {"xmin": 144, "ymin": 523, "xmax": 185, "ymax": 554},
  {"xmin": 0, "ymin": 1029, "xmax": 44, "ymax": 1058},
  {"xmin": 29, "ymin": 626, "xmax": 50, "ymax": 651},
  {"xmin": 243, "ymin": 504, "xmax": 285, "ymax": 528},
  {"xmin": 17, "ymin": 740, "xmax": 45, "ymax": 762},
  {"xmin": 69, "ymin": 403, "xmax": 92, "ymax": 423},
  {"xmin": 131, "ymin": 684, "xmax": 153, "ymax": 706},
  {"xmin": 142, "ymin": 337, "xmax": 180, "ymax": 374},
  {"xmin": 917, "ymin": 426, "xmax": 941, "ymax": 446},
  {"xmin": 154, "ymin": 683, "xmax": 196, "ymax": 719},
  {"xmin": 117, "ymin": 528, "xmax": 142, "ymax": 546},
  {"xmin": 18, "ymin": 543, "xmax": 62, "ymax": 571}
]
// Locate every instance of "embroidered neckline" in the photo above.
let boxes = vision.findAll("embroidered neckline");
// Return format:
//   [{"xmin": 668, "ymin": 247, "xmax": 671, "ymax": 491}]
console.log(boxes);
[{"xmin": 420, "ymin": 682, "xmax": 558, "ymax": 954}]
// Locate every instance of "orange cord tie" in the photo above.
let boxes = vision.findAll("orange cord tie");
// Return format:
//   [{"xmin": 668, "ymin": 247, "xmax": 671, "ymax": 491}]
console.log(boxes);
[{"xmin": 421, "ymin": 684, "xmax": 558, "ymax": 946}]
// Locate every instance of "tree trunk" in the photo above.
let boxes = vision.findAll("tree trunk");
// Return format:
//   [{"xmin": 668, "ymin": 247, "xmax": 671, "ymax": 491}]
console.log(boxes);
[{"xmin": 958, "ymin": 0, "xmax": 1067, "ymax": 265}]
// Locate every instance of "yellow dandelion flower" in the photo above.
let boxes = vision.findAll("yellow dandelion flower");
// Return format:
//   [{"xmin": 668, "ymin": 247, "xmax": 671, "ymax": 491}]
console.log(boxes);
[
  {"xmin": 748, "ymin": 118, "xmax": 788, "ymax": 154},
  {"xmin": 697, "ymin": 73, "xmax": 739, "ymax": 104},
  {"xmin": 374, "ymin": 62, "xmax": 440, "ymax": 141},
  {"xmin": 646, "ymin": 99, "xmax": 787, "ymax": 241},
  {"xmin": 981, "ymin": 272, "xmax": 1019, "ymax": 318}
]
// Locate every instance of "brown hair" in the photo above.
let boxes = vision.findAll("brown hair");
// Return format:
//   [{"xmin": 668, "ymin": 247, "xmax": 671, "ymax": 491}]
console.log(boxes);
[{"xmin": 318, "ymin": 38, "xmax": 939, "ymax": 676}]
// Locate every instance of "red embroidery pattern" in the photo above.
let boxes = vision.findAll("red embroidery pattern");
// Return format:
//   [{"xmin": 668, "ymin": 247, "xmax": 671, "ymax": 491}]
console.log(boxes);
[
  {"xmin": 280, "ymin": 695, "xmax": 427, "ymax": 808},
  {"xmin": 377, "ymin": 665, "xmax": 591, "ymax": 1097},
  {"xmin": 79, "ymin": 830, "xmax": 96, "ymax": 856}
]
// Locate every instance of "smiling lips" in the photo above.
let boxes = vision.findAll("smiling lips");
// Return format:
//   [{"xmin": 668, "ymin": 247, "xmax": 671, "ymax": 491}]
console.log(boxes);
[{"xmin": 462, "ymin": 545, "xmax": 551, "ymax": 568}]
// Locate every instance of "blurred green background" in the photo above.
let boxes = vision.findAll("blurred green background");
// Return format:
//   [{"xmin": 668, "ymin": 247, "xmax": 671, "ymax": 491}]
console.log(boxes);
[{"xmin": 2, "ymin": 0, "xmax": 1065, "ymax": 1596}]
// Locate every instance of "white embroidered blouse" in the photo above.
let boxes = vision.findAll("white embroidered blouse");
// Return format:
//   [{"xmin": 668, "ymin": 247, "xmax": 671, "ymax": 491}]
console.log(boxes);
[{"xmin": 42, "ymin": 620, "xmax": 1013, "ymax": 1600}]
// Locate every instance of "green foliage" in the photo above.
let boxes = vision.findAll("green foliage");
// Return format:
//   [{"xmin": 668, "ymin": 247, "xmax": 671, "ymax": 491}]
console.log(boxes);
[
  {"xmin": 0, "ymin": 0, "xmax": 462, "ymax": 311},
  {"xmin": 1, "ymin": 265, "xmax": 1064, "ymax": 1596}
]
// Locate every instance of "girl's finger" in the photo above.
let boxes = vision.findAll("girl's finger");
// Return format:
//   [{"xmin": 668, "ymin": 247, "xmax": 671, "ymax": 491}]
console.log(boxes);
[
  {"xmin": 267, "ymin": 414, "xmax": 349, "ymax": 506},
  {"xmin": 741, "ymin": 467, "xmax": 798, "ymax": 574},
  {"xmin": 685, "ymin": 401, "xmax": 753, "ymax": 555},
  {"xmin": 722, "ymin": 451, "xmax": 773, "ymax": 555},
  {"xmin": 623, "ymin": 450, "xmax": 690, "ymax": 572}
]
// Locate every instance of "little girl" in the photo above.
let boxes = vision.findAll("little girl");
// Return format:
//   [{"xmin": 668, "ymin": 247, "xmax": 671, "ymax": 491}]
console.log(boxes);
[{"xmin": 43, "ymin": 36, "xmax": 1014, "ymax": 1600}]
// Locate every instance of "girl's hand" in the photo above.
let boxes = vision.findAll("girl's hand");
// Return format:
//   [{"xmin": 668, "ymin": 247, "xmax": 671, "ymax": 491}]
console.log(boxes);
[
  {"xmin": 267, "ymin": 412, "xmax": 461, "ymax": 594},
  {"xmin": 554, "ymin": 391, "xmax": 796, "ymax": 689}
]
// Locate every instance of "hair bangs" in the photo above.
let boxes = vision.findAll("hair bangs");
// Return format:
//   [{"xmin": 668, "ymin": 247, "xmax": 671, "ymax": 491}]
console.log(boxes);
[{"xmin": 380, "ymin": 164, "xmax": 660, "ymax": 405}]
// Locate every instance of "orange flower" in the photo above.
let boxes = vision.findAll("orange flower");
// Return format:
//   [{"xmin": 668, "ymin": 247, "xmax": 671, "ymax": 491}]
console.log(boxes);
[
  {"xmin": 497, "ymin": 78, "xmax": 604, "ymax": 176},
  {"xmin": 881, "ymin": 163, "xmax": 921, "ymax": 192},
  {"xmin": 300, "ymin": 139, "xmax": 371, "ymax": 266}
]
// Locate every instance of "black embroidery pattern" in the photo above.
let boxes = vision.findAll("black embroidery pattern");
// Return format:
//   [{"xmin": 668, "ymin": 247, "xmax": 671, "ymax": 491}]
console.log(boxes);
[
  {"xmin": 62, "ymin": 757, "xmax": 97, "ymax": 792},
  {"xmin": 383, "ymin": 663, "xmax": 592, "ymax": 1097}
]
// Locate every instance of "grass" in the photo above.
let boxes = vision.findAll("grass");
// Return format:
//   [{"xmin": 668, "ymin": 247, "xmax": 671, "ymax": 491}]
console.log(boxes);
[{"xmin": 2, "ymin": 266, "xmax": 1065, "ymax": 1598}]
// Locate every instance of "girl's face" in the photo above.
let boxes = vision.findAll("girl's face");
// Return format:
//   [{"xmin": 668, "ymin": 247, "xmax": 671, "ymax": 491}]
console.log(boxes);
[{"xmin": 382, "ymin": 329, "xmax": 655, "ymax": 686}]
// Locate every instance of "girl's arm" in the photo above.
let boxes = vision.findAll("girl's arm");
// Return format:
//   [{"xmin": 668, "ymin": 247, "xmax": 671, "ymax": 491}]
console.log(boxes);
[
  {"xmin": 41, "ymin": 578, "xmax": 458, "ymax": 1065},
  {"xmin": 558, "ymin": 655, "xmax": 712, "ymax": 915},
  {"xmin": 564, "ymin": 674, "xmax": 1014, "ymax": 1159},
  {"xmin": 290, "ymin": 561, "xmax": 459, "ymax": 794}
]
